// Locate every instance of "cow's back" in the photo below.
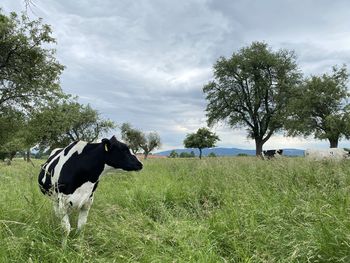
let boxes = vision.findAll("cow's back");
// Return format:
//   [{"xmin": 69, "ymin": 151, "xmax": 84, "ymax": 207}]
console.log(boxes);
[{"xmin": 38, "ymin": 141, "xmax": 105, "ymax": 196}]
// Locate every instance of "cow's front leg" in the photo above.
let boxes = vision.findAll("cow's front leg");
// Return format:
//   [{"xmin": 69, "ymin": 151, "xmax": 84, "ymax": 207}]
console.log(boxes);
[
  {"xmin": 53, "ymin": 201, "xmax": 60, "ymax": 217},
  {"xmin": 56, "ymin": 197, "xmax": 71, "ymax": 235},
  {"xmin": 77, "ymin": 197, "xmax": 93, "ymax": 232},
  {"xmin": 61, "ymin": 213, "xmax": 71, "ymax": 237}
]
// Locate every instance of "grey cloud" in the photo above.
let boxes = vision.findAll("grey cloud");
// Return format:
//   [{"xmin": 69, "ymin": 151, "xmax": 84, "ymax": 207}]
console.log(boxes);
[{"xmin": 3, "ymin": 0, "xmax": 350, "ymax": 150}]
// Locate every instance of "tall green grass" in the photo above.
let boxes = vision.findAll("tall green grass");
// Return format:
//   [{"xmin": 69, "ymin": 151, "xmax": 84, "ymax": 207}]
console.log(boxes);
[{"xmin": 1, "ymin": 157, "xmax": 350, "ymax": 262}]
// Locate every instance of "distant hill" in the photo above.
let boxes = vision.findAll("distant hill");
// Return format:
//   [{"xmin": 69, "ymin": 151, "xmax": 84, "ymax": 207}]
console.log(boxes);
[{"xmin": 156, "ymin": 147, "xmax": 305, "ymax": 157}]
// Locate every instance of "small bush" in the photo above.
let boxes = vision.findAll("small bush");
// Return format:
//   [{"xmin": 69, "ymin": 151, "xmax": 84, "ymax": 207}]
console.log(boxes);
[{"xmin": 208, "ymin": 152, "xmax": 216, "ymax": 157}]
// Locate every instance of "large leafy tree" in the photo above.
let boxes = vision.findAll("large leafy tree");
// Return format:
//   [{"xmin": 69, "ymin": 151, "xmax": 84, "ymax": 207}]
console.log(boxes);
[
  {"xmin": 183, "ymin": 127, "xmax": 219, "ymax": 159},
  {"xmin": 285, "ymin": 66, "xmax": 350, "ymax": 148},
  {"xmin": 120, "ymin": 123, "xmax": 161, "ymax": 158},
  {"xmin": 0, "ymin": 11, "xmax": 64, "ymax": 113},
  {"xmin": 203, "ymin": 42, "xmax": 301, "ymax": 155}
]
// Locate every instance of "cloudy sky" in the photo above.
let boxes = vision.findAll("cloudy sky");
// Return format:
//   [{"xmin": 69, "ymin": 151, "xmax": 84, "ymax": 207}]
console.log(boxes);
[{"xmin": 3, "ymin": 0, "xmax": 350, "ymax": 151}]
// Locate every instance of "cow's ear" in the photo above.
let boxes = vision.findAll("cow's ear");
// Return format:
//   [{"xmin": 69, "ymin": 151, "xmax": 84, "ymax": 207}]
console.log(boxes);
[
  {"xmin": 102, "ymin": 138, "xmax": 111, "ymax": 152},
  {"xmin": 110, "ymin": 135, "xmax": 118, "ymax": 143}
]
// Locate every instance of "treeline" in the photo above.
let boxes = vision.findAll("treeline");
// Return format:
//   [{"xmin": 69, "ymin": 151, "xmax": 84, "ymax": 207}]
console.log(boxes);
[{"xmin": 168, "ymin": 150, "xmax": 217, "ymax": 158}]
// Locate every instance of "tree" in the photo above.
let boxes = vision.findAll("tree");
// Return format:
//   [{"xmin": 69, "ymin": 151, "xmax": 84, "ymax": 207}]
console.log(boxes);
[
  {"xmin": 120, "ymin": 123, "xmax": 145, "ymax": 154},
  {"xmin": 285, "ymin": 66, "xmax": 350, "ymax": 148},
  {"xmin": 208, "ymin": 152, "xmax": 216, "ymax": 157},
  {"xmin": 203, "ymin": 42, "xmax": 301, "ymax": 155},
  {"xmin": 0, "ymin": 108, "xmax": 24, "ymax": 147},
  {"xmin": 0, "ymin": 11, "xmax": 64, "ymax": 113},
  {"xmin": 183, "ymin": 127, "xmax": 219, "ymax": 159},
  {"xmin": 28, "ymin": 100, "xmax": 115, "ymax": 150},
  {"xmin": 0, "ymin": 100, "xmax": 114, "ymax": 163},
  {"xmin": 139, "ymin": 132, "xmax": 161, "ymax": 159},
  {"xmin": 0, "ymin": 10, "xmax": 67, "ymax": 162},
  {"xmin": 0, "ymin": 136, "xmax": 26, "ymax": 165},
  {"xmin": 62, "ymin": 102, "xmax": 115, "ymax": 143},
  {"xmin": 168, "ymin": 150, "xmax": 178, "ymax": 158},
  {"xmin": 0, "ymin": 108, "xmax": 27, "ymax": 164},
  {"xmin": 120, "ymin": 123, "xmax": 161, "ymax": 158}
]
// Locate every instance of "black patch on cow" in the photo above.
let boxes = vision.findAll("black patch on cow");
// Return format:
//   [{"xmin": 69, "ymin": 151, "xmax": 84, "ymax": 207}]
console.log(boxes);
[
  {"xmin": 64, "ymin": 141, "xmax": 78, "ymax": 156},
  {"xmin": 46, "ymin": 148, "xmax": 63, "ymax": 163},
  {"xmin": 47, "ymin": 157, "xmax": 60, "ymax": 176},
  {"xmin": 57, "ymin": 144, "xmax": 105, "ymax": 194},
  {"xmin": 263, "ymin": 149, "xmax": 283, "ymax": 159}
]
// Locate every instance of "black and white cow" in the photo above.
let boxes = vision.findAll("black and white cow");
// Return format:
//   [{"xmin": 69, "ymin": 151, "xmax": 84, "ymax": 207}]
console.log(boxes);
[
  {"xmin": 261, "ymin": 149, "xmax": 283, "ymax": 159},
  {"xmin": 38, "ymin": 136, "xmax": 142, "ymax": 235}
]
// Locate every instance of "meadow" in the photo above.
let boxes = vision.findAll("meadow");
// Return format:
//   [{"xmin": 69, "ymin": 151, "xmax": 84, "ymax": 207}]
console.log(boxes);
[{"xmin": 1, "ymin": 157, "xmax": 350, "ymax": 262}]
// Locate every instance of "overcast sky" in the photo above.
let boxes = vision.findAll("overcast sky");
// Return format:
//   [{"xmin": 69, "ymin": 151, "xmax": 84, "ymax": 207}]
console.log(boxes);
[{"xmin": 3, "ymin": 0, "xmax": 350, "ymax": 151}]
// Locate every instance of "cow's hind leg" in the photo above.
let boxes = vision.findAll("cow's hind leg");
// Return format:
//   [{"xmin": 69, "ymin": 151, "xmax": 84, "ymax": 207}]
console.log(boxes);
[{"xmin": 77, "ymin": 196, "xmax": 93, "ymax": 232}]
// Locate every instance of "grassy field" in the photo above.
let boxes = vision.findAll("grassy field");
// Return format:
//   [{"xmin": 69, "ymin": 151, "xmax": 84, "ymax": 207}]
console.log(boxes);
[{"xmin": 1, "ymin": 157, "xmax": 350, "ymax": 262}]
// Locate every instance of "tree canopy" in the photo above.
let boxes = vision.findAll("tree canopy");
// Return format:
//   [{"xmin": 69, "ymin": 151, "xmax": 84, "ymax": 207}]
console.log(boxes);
[
  {"xmin": 28, "ymin": 100, "xmax": 115, "ymax": 150},
  {"xmin": 0, "ymin": 10, "xmax": 67, "ymax": 162},
  {"xmin": 0, "ymin": 11, "xmax": 64, "ymax": 113},
  {"xmin": 183, "ymin": 127, "xmax": 219, "ymax": 159},
  {"xmin": 203, "ymin": 42, "xmax": 301, "ymax": 155},
  {"xmin": 285, "ymin": 65, "xmax": 350, "ymax": 148}
]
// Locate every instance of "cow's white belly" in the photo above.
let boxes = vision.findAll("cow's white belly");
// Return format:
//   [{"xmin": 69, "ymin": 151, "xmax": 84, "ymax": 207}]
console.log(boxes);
[{"xmin": 58, "ymin": 181, "xmax": 96, "ymax": 209}]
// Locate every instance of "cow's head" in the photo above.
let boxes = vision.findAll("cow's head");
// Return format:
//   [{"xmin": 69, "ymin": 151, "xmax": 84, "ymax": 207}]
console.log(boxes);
[{"xmin": 102, "ymin": 136, "xmax": 143, "ymax": 171}]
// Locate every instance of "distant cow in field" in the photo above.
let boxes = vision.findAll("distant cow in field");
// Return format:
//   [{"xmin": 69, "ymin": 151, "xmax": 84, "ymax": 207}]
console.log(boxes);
[
  {"xmin": 261, "ymin": 149, "xmax": 283, "ymax": 159},
  {"xmin": 38, "ymin": 136, "xmax": 142, "ymax": 235},
  {"xmin": 304, "ymin": 148, "xmax": 350, "ymax": 161}
]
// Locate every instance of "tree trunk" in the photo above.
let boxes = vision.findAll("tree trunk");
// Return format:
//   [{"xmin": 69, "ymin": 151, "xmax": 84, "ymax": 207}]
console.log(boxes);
[
  {"xmin": 329, "ymin": 138, "xmax": 338, "ymax": 148},
  {"xmin": 199, "ymin": 148, "xmax": 202, "ymax": 159},
  {"xmin": 7, "ymin": 151, "xmax": 16, "ymax": 165},
  {"xmin": 255, "ymin": 139, "xmax": 264, "ymax": 156},
  {"xmin": 144, "ymin": 152, "xmax": 149, "ymax": 159},
  {"xmin": 26, "ymin": 149, "xmax": 30, "ymax": 162}
]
